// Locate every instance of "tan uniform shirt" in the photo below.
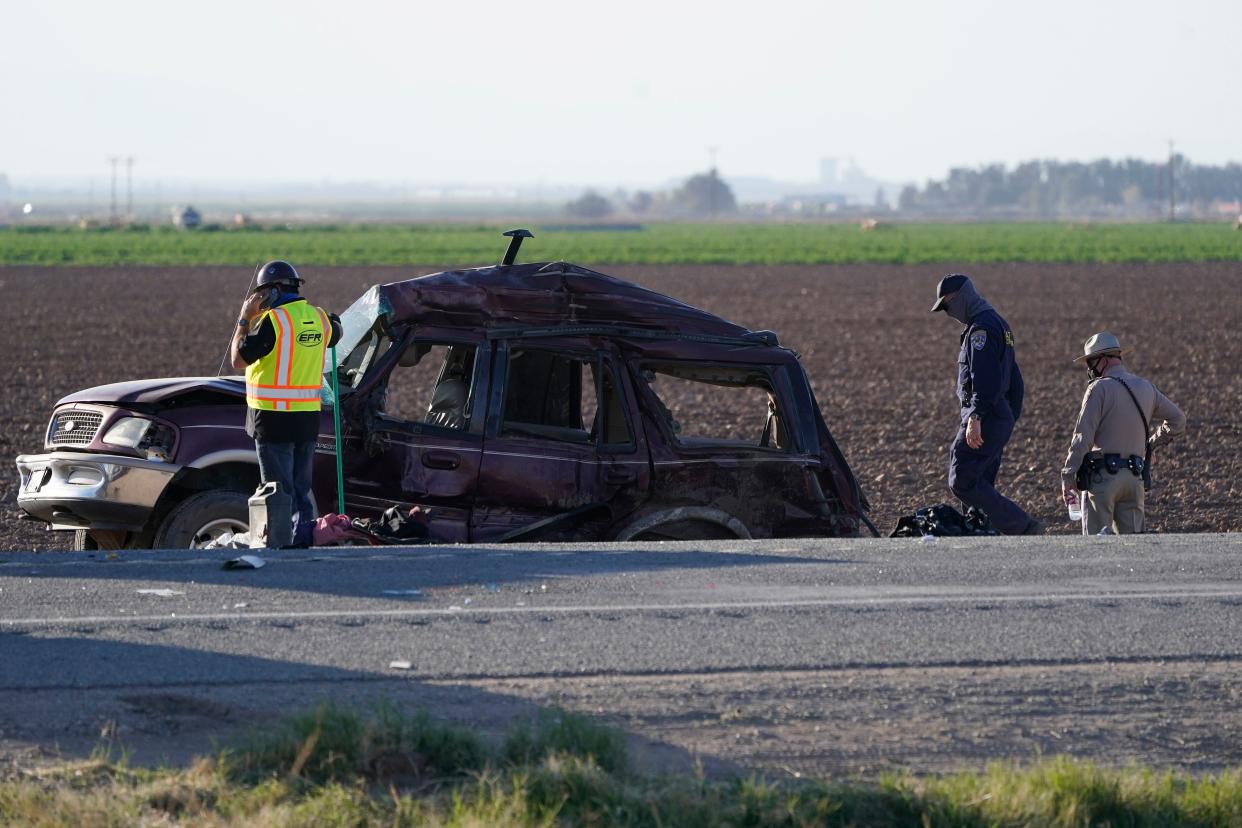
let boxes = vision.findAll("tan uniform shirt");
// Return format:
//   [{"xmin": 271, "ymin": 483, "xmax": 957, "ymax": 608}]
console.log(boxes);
[{"xmin": 1061, "ymin": 366, "xmax": 1186, "ymax": 487}]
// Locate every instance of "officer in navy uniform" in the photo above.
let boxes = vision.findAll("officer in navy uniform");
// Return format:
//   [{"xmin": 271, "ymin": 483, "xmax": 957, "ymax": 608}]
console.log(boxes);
[{"xmin": 932, "ymin": 274, "xmax": 1042, "ymax": 535}]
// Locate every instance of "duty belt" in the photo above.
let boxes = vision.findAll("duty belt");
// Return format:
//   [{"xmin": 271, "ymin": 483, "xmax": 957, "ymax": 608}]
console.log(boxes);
[{"xmin": 1078, "ymin": 451, "xmax": 1144, "ymax": 490}]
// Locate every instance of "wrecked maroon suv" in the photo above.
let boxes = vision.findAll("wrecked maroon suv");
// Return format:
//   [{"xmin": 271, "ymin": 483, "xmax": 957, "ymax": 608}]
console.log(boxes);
[{"xmin": 16, "ymin": 261, "xmax": 874, "ymax": 548}]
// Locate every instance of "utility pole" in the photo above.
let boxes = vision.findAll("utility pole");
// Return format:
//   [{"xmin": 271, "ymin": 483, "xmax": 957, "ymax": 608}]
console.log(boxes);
[
  {"xmin": 1167, "ymin": 140, "xmax": 1176, "ymax": 222},
  {"xmin": 108, "ymin": 156, "xmax": 120, "ymax": 223},
  {"xmin": 125, "ymin": 156, "xmax": 134, "ymax": 221}
]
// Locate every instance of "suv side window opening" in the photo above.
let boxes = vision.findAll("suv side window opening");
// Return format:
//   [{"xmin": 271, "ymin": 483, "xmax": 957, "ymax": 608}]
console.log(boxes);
[
  {"xmin": 500, "ymin": 348, "xmax": 634, "ymax": 449},
  {"xmin": 379, "ymin": 340, "xmax": 479, "ymax": 432},
  {"xmin": 638, "ymin": 361, "xmax": 789, "ymax": 451}
]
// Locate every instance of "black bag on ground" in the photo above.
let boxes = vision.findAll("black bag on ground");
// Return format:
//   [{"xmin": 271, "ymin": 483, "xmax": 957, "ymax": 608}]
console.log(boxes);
[
  {"xmin": 350, "ymin": 506, "xmax": 430, "ymax": 544},
  {"xmin": 890, "ymin": 503, "xmax": 999, "ymax": 537}
]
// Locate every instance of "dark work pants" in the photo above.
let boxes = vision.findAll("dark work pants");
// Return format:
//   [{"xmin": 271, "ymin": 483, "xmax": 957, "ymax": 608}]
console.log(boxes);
[
  {"xmin": 947, "ymin": 415, "xmax": 1032, "ymax": 534},
  {"xmin": 256, "ymin": 437, "xmax": 316, "ymax": 546}
]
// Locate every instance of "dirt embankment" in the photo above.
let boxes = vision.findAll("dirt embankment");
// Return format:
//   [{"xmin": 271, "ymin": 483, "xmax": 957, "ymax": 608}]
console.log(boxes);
[{"xmin": 2, "ymin": 263, "xmax": 1237, "ymax": 550}]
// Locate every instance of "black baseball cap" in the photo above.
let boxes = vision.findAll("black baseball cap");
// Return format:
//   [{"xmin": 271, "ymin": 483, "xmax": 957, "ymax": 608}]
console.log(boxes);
[{"xmin": 931, "ymin": 273, "xmax": 969, "ymax": 312}]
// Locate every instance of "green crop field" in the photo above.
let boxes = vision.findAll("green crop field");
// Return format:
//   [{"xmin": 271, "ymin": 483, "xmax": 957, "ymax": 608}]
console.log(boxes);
[{"xmin": 2, "ymin": 221, "xmax": 1241, "ymax": 266}]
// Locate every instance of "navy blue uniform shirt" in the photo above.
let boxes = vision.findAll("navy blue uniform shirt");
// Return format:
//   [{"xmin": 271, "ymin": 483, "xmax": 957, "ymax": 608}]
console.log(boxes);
[{"xmin": 956, "ymin": 308, "xmax": 1024, "ymax": 422}]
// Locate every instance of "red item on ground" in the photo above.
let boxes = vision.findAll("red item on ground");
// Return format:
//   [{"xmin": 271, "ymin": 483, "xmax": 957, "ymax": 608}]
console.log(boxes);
[{"xmin": 312, "ymin": 513, "xmax": 376, "ymax": 546}]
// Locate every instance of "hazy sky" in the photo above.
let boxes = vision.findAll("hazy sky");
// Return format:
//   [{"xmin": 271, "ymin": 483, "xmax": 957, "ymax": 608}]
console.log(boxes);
[{"xmin": 4, "ymin": 0, "xmax": 1239, "ymax": 187}]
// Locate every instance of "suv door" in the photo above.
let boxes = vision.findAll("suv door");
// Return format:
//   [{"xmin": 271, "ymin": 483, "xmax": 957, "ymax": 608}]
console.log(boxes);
[
  {"xmin": 340, "ymin": 332, "xmax": 487, "ymax": 542},
  {"xmin": 470, "ymin": 339, "xmax": 649, "ymax": 541}
]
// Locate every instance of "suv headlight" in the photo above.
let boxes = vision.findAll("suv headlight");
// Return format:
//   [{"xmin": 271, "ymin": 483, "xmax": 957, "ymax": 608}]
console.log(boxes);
[
  {"xmin": 102, "ymin": 417, "xmax": 151, "ymax": 447},
  {"xmin": 102, "ymin": 417, "xmax": 176, "ymax": 460}
]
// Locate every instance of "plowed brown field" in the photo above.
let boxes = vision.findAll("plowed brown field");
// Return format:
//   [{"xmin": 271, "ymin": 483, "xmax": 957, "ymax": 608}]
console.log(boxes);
[{"xmin": 3, "ymin": 263, "xmax": 1238, "ymax": 550}]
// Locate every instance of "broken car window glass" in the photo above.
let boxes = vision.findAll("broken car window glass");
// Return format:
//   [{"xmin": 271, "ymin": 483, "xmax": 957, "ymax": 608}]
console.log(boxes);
[
  {"xmin": 330, "ymin": 327, "xmax": 393, "ymax": 400},
  {"xmin": 381, "ymin": 343, "xmax": 477, "ymax": 430},
  {"xmin": 320, "ymin": 286, "xmax": 393, "ymax": 403},
  {"xmin": 640, "ymin": 363, "xmax": 785, "ymax": 449},
  {"xmin": 331, "ymin": 286, "xmax": 390, "ymax": 368}
]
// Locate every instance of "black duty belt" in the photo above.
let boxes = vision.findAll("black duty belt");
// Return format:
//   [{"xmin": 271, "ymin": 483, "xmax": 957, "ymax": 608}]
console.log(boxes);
[{"xmin": 1076, "ymin": 451, "xmax": 1144, "ymax": 490}]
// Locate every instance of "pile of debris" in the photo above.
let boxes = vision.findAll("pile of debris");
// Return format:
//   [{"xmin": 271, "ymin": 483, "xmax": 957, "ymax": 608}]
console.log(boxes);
[
  {"xmin": 204, "ymin": 506, "xmax": 431, "ymax": 549},
  {"xmin": 312, "ymin": 506, "xmax": 431, "ymax": 546},
  {"xmin": 889, "ymin": 504, "xmax": 998, "ymax": 537}
]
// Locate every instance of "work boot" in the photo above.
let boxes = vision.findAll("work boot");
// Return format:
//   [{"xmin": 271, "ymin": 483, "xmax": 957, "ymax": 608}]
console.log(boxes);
[{"xmin": 1019, "ymin": 518, "xmax": 1046, "ymax": 535}]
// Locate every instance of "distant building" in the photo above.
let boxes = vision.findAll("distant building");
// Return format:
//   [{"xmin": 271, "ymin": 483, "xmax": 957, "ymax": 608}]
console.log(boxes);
[
  {"xmin": 171, "ymin": 205, "xmax": 201, "ymax": 229},
  {"xmin": 732, "ymin": 160, "xmax": 906, "ymax": 211},
  {"xmin": 775, "ymin": 192, "xmax": 849, "ymax": 216}
]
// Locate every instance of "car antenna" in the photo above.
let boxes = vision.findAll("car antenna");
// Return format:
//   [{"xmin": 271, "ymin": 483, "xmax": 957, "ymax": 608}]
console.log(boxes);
[
  {"xmin": 501, "ymin": 228, "xmax": 533, "ymax": 266},
  {"xmin": 216, "ymin": 261, "xmax": 263, "ymax": 377}
]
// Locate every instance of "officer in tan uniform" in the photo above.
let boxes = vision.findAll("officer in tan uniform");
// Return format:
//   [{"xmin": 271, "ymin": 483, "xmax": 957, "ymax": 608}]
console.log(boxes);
[{"xmin": 1061, "ymin": 333, "xmax": 1185, "ymax": 534}]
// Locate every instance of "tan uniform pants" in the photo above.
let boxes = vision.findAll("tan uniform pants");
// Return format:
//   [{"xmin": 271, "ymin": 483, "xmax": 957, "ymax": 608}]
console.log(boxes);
[{"xmin": 1083, "ymin": 471, "xmax": 1145, "ymax": 535}]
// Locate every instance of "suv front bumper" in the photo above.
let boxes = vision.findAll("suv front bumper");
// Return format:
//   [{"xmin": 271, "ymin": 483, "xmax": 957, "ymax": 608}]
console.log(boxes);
[{"xmin": 16, "ymin": 452, "xmax": 181, "ymax": 531}]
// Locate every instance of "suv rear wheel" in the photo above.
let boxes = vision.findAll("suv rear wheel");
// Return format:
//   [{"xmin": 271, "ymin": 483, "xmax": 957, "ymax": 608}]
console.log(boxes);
[
  {"xmin": 631, "ymin": 520, "xmax": 740, "ymax": 541},
  {"xmin": 614, "ymin": 508, "xmax": 751, "ymax": 541},
  {"xmin": 153, "ymin": 490, "xmax": 249, "ymax": 549}
]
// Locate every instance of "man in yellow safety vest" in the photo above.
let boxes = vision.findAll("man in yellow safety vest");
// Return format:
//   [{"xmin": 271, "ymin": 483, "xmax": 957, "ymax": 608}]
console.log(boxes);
[{"xmin": 228, "ymin": 260, "xmax": 341, "ymax": 546}]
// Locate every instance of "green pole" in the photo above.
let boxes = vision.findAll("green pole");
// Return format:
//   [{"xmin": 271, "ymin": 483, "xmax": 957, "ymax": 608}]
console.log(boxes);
[{"xmin": 330, "ymin": 345, "xmax": 345, "ymax": 515}]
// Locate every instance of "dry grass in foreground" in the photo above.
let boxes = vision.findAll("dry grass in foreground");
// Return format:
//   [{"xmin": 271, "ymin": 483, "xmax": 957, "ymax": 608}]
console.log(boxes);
[{"xmin": 2, "ymin": 702, "xmax": 1240, "ymax": 827}]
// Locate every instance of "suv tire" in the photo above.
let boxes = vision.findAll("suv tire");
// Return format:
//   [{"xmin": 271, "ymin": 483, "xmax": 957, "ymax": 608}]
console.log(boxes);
[
  {"xmin": 154, "ymin": 490, "xmax": 250, "ymax": 549},
  {"xmin": 614, "ymin": 507, "xmax": 751, "ymax": 542},
  {"xmin": 631, "ymin": 520, "xmax": 739, "ymax": 541}
]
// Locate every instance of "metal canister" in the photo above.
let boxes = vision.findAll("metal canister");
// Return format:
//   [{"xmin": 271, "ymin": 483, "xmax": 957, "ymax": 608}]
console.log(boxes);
[{"xmin": 248, "ymin": 481, "xmax": 292, "ymax": 549}]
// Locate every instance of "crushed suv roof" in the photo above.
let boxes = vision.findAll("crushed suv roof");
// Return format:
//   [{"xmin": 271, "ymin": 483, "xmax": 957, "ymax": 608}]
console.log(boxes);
[{"xmin": 379, "ymin": 262, "xmax": 756, "ymax": 340}]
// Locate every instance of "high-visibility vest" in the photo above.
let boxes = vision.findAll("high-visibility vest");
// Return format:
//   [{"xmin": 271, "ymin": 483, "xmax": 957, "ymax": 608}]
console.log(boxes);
[{"xmin": 245, "ymin": 299, "xmax": 330, "ymax": 412}]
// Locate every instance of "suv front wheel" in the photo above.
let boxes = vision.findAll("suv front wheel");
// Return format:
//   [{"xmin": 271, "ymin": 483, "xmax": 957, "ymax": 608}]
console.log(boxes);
[{"xmin": 153, "ymin": 490, "xmax": 250, "ymax": 549}]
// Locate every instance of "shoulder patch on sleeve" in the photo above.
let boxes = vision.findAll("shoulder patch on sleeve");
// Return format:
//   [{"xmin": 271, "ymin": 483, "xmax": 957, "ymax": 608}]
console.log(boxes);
[{"xmin": 970, "ymin": 330, "xmax": 988, "ymax": 351}]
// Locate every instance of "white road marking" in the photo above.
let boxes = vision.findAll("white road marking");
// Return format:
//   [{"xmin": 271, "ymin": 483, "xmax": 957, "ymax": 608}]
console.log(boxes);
[{"xmin": 3, "ymin": 587, "xmax": 1240, "ymax": 629}]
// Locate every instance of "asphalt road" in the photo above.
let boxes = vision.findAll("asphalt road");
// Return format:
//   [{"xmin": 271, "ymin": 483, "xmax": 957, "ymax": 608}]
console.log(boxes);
[{"xmin": 3, "ymin": 533, "xmax": 1241, "ymax": 776}]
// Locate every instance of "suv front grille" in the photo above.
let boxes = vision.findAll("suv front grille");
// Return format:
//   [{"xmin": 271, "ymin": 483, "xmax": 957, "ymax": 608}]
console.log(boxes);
[{"xmin": 48, "ymin": 411, "xmax": 104, "ymax": 446}]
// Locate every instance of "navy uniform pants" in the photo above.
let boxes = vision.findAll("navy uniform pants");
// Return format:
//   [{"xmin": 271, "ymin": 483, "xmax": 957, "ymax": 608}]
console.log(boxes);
[
  {"xmin": 255, "ymin": 437, "xmax": 316, "ymax": 547},
  {"xmin": 947, "ymin": 414, "xmax": 1032, "ymax": 534}
]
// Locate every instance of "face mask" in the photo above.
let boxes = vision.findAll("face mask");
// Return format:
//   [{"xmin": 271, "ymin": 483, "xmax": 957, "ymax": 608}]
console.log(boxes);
[
  {"xmin": 1086, "ymin": 357, "xmax": 1104, "ymax": 379},
  {"xmin": 945, "ymin": 292, "xmax": 970, "ymax": 324}
]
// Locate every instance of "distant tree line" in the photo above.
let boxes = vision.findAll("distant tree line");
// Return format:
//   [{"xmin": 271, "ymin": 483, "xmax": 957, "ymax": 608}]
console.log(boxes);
[
  {"xmin": 565, "ymin": 170, "xmax": 737, "ymax": 220},
  {"xmin": 899, "ymin": 157, "xmax": 1242, "ymax": 218}
]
